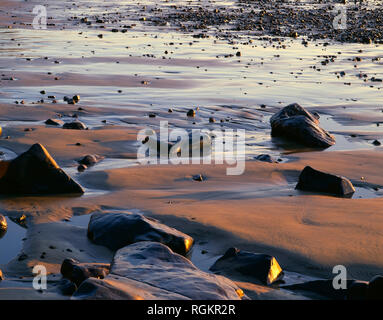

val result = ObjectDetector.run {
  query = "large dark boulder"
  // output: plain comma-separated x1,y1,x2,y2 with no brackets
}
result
87,211,194,256
209,247,284,285
0,144,84,195
73,242,246,300
296,166,355,197
270,103,335,148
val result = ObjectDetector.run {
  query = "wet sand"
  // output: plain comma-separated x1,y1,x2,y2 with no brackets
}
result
0,0,383,300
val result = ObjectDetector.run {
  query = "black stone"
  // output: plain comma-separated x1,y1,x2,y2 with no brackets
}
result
0,144,84,195
209,247,284,285
63,121,87,130
296,166,355,197
270,103,335,148
87,211,194,255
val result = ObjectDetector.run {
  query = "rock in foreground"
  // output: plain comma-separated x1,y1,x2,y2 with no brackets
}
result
74,242,246,300
210,247,284,285
60,258,109,287
270,103,335,148
0,144,84,195
296,166,355,197
87,211,194,255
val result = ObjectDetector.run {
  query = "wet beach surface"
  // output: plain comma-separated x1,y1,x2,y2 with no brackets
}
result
0,0,383,300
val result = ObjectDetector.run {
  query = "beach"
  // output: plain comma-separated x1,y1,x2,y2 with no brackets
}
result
0,0,383,300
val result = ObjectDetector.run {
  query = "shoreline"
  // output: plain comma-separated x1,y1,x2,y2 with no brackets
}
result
0,0,383,300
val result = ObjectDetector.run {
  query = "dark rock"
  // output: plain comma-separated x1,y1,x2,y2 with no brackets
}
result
87,211,194,255
45,118,64,126
77,164,87,172
347,281,369,300
0,269,3,281
368,275,383,300
72,95,80,103
270,103,335,148
58,279,77,296
192,174,205,181
74,242,246,300
0,144,84,195
296,166,355,197
78,155,103,166
209,247,284,285
373,140,381,146
187,109,196,117
63,121,87,130
255,154,277,163
281,279,357,300
60,258,78,278
0,214,7,231
60,258,109,287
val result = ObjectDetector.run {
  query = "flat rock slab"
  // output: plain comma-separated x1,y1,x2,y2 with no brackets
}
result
270,103,335,148
0,144,84,195
296,166,355,197
209,247,284,285
74,242,246,300
87,211,194,255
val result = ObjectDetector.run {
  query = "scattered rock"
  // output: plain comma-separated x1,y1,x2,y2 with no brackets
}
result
72,95,80,103
87,211,194,255
192,174,205,181
77,164,87,172
60,258,109,287
187,109,196,117
74,242,246,300
63,121,87,130
255,154,277,163
209,247,284,285
45,119,64,126
0,143,84,195
296,166,355,197
78,155,103,167
270,103,335,148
